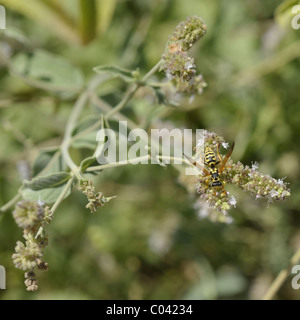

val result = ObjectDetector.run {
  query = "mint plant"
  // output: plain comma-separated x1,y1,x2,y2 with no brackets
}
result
0,16,291,291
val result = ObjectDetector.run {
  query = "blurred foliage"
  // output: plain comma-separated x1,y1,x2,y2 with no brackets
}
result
0,0,300,300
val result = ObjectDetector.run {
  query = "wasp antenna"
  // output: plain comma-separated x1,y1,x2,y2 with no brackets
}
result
183,153,194,165
184,153,210,175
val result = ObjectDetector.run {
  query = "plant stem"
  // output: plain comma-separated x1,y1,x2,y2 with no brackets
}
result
262,248,300,300
51,177,75,214
105,60,162,120
86,154,186,172
104,83,140,120
61,75,106,179
90,93,140,129
142,59,163,81
86,155,150,172
61,90,90,179
0,193,22,214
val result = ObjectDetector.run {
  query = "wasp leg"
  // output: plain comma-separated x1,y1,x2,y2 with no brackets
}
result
219,142,235,174
221,185,227,196
212,186,227,197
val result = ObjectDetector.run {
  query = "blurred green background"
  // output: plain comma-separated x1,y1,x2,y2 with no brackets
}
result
0,0,300,300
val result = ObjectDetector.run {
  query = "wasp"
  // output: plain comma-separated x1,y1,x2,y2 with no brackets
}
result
184,142,235,194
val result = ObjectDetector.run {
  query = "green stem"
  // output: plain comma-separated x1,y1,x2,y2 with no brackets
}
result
142,60,163,81
61,75,108,179
86,155,186,173
90,93,140,129
105,60,162,120
51,177,74,214
61,90,90,179
0,193,22,214
104,83,140,120
86,155,150,172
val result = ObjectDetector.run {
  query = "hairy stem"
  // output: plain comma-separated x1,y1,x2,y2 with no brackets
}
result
61,75,106,179
86,155,187,172
0,193,22,214
51,177,75,214
61,91,90,179
105,60,162,120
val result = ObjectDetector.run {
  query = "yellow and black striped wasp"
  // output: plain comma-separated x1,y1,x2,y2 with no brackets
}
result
184,142,235,195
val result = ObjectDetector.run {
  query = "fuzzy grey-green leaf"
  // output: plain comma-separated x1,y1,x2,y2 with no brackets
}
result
24,172,71,191
10,49,84,96
93,65,136,83
21,184,72,204
32,148,64,176
80,156,100,172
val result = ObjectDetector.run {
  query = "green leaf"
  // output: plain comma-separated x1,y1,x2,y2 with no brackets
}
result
10,49,84,95
71,114,105,150
93,65,137,83
0,0,80,45
80,156,100,172
72,131,98,150
72,115,101,136
21,184,72,204
24,172,71,191
32,148,64,176
0,28,30,47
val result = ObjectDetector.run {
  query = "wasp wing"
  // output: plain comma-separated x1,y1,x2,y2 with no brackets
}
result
218,141,235,174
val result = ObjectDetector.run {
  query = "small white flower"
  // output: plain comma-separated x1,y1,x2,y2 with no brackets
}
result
228,196,237,207
277,178,285,186
185,61,195,71
251,161,259,170
222,142,229,149
37,200,45,207
269,189,278,198
196,138,204,148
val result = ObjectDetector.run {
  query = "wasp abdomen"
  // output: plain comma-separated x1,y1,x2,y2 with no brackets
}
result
211,181,222,187
209,167,222,187
204,147,218,167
